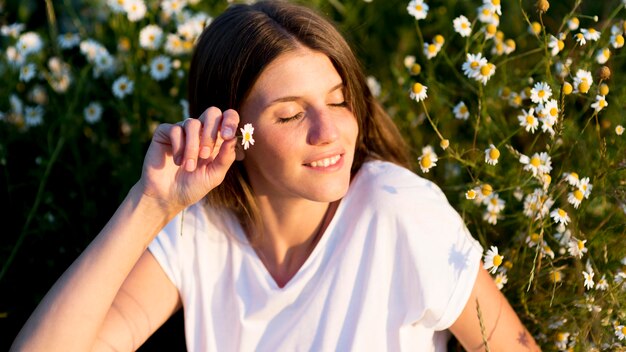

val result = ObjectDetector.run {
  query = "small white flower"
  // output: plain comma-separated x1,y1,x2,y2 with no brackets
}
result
139,25,164,50
567,17,580,31
590,95,608,112
409,82,428,102
462,53,487,79
567,189,585,209
530,81,552,104
240,123,255,150
567,238,587,258
486,193,505,213
418,145,438,173
582,268,594,290
517,108,538,133
573,69,593,94
581,28,601,41
19,63,36,82
24,105,44,127
453,15,472,37
161,0,187,17
550,208,570,225
423,42,441,59
611,34,625,49
112,75,134,99
124,0,147,22
595,275,608,290
407,0,429,20
84,102,103,124
574,32,586,46
475,62,496,85
494,272,508,290
547,35,565,56
107,0,126,13
616,325,626,340
1,23,25,38
150,55,172,81
58,33,80,49
595,47,611,64
16,32,43,57
519,152,552,177
484,144,500,165
616,125,624,135
483,246,503,274
453,101,470,120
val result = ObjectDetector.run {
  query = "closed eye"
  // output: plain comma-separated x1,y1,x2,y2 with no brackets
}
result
277,112,304,124
329,101,348,108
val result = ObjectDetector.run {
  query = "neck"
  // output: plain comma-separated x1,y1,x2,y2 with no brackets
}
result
250,196,338,287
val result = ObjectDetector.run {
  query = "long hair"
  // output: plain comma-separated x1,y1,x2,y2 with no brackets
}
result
187,0,410,240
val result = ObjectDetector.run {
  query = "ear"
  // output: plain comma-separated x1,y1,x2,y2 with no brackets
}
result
235,143,245,161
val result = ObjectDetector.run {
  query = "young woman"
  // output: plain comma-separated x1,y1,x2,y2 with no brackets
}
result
12,1,540,351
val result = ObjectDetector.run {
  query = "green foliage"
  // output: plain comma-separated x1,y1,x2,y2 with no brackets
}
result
1,0,625,350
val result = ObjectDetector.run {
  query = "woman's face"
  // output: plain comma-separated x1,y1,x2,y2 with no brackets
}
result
239,47,359,204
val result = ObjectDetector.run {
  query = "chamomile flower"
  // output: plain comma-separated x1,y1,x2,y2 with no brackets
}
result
595,48,611,64
477,5,497,25
453,101,470,120
519,152,552,177
582,268,595,290
107,0,126,13
596,275,608,290
567,189,585,209
139,25,164,50
453,15,472,37
573,69,593,94
518,108,538,133
568,238,587,258
574,32,586,46
24,106,44,127
19,63,36,82
567,17,580,30
124,0,146,22
462,53,487,79
1,23,25,38
616,325,626,340
161,0,187,17
58,33,80,49
562,172,580,187
418,145,438,173
150,55,172,81
581,28,601,42
83,102,103,124
407,0,429,20
530,82,552,104
550,270,563,283
16,32,43,57
475,62,496,85
590,95,608,112
465,189,477,200
112,75,134,99
548,35,565,56
528,22,541,36
439,139,449,150
611,33,625,48
240,123,255,150
494,272,508,290
550,208,570,225
578,177,592,198
409,82,428,102
483,0,502,16
616,125,624,135
541,242,555,259
555,332,570,351
525,232,541,248
423,42,440,59
486,193,505,213
483,209,501,225
484,144,500,165
483,246,503,274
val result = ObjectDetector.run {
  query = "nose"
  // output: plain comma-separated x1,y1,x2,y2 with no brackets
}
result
306,107,339,145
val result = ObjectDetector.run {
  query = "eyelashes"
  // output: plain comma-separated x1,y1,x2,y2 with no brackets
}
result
277,101,348,124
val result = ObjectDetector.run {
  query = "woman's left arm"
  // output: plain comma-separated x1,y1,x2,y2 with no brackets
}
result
449,264,541,351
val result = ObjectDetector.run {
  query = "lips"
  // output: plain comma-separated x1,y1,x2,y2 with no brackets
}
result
305,154,342,168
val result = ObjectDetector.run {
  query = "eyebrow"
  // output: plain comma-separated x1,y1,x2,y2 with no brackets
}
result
267,82,344,105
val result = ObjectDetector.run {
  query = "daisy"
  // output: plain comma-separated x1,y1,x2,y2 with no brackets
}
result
528,22,541,36
574,32,586,46
567,17,580,30
483,0,502,16
477,5,496,25
530,81,552,104
494,272,508,290
240,123,255,150
578,177,592,198
616,325,626,340
581,28,601,42
418,145,437,173
567,238,587,258
503,38,516,54
517,108,538,133
550,208,570,225
24,105,44,127
483,209,500,225
407,0,429,20
484,144,500,165
150,55,172,81
540,98,559,121
409,82,428,102
519,152,552,177
595,48,610,64
523,188,554,220
541,242,555,259
486,193,505,213
1,23,25,38
19,63,36,82
84,102,103,124
139,25,164,50
562,82,573,95
596,275,608,290
525,232,541,248
547,35,565,56
124,0,146,22
550,270,563,283
483,24,498,40
567,189,585,208
475,62,496,85
164,34,185,55
112,76,134,99
582,268,594,290
562,172,580,187
590,95,608,112
616,125,624,135
555,332,570,351
462,53,487,79
439,139,449,150
423,42,440,59
161,0,187,17
573,69,593,94
58,33,80,49
611,34,624,48
465,189,477,200
107,0,126,13
453,101,470,120
16,32,43,57
453,15,472,37
483,246,503,274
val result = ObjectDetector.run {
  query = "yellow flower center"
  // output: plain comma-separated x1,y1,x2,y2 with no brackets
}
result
461,22,469,29
481,184,493,196
482,9,491,16
504,260,513,269
486,24,497,35
578,81,590,93
480,64,492,76
589,28,597,34
563,82,573,95
550,107,558,116
622,326,626,334
616,35,625,45
459,106,468,114
415,4,423,11
120,83,127,90
244,132,251,141
530,233,540,242
531,22,541,34
493,254,503,267
543,174,551,185
571,17,579,26
530,156,541,167
551,271,562,282
489,148,500,160
603,48,610,57
599,99,607,108
434,35,444,45
420,154,432,168
412,83,423,94
600,84,609,96
558,40,565,50
557,208,566,217
470,61,479,69
574,190,584,201
526,115,536,124
577,240,585,250
576,33,584,40
492,0,500,5
466,189,476,199
157,63,164,70
490,197,498,205
428,44,437,53
557,332,567,341
411,63,422,75
538,90,545,98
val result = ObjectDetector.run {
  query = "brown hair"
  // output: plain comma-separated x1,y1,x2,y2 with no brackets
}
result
188,0,410,239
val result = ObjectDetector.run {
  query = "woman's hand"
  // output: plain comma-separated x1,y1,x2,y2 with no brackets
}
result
138,107,239,213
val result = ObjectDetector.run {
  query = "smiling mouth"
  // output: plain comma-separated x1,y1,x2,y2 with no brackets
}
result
306,154,342,168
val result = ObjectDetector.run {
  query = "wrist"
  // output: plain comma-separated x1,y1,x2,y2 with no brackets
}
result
127,183,185,224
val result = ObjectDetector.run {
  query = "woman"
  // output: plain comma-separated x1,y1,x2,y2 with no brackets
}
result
12,1,539,351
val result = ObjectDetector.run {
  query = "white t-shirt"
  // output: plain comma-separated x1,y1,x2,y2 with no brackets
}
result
149,160,483,351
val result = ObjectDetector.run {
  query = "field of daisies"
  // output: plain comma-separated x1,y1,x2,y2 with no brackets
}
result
1,0,626,350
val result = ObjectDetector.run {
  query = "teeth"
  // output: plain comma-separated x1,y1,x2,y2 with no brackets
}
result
309,155,341,168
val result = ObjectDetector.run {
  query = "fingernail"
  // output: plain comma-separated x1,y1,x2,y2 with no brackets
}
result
185,159,196,172
200,146,212,159
221,126,234,139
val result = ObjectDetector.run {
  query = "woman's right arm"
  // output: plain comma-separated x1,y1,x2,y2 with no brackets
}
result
11,107,240,351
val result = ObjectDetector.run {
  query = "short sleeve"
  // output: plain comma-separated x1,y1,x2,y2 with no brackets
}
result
147,210,186,288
